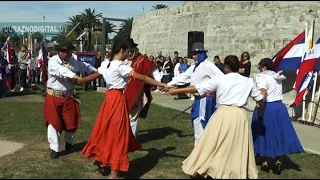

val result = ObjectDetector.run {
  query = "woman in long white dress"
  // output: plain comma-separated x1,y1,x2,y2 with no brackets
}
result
169,55,265,179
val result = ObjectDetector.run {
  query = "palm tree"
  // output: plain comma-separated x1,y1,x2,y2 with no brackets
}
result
80,8,103,51
151,4,168,10
67,15,86,37
114,17,134,41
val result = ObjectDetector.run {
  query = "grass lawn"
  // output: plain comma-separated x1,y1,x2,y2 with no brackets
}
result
0,89,320,179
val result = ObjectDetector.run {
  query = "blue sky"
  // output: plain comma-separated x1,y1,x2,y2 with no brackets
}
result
0,1,183,38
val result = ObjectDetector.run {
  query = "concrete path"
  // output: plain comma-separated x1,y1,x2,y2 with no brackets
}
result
0,140,24,158
150,91,320,156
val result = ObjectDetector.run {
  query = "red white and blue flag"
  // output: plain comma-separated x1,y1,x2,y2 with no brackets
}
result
292,37,320,107
272,31,306,71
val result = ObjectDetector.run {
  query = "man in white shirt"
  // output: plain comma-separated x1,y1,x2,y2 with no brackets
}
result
167,42,224,145
43,40,97,159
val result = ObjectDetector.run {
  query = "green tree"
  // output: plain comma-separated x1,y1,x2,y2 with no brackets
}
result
67,14,85,37
114,17,134,41
80,8,103,51
31,32,44,43
151,4,168,10
0,27,19,44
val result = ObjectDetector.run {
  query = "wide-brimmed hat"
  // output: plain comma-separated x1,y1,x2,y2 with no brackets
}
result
58,40,75,51
128,38,138,48
192,42,208,52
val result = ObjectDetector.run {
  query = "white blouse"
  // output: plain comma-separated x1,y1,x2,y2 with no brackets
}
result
98,60,133,89
167,59,224,87
195,73,264,107
255,70,285,102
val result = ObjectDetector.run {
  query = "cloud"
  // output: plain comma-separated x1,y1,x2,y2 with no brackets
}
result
0,1,183,38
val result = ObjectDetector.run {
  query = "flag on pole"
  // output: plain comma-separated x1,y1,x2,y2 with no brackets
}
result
294,24,315,91
292,37,320,107
1,37,13,88
38,39,48,84
272,31,306,71
27,35,33,86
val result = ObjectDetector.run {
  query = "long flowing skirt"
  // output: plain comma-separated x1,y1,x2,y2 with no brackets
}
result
182,105,258,179
81,89,142,172
251,101,304,158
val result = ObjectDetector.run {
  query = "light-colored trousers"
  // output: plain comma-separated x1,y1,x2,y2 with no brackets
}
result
129,97,144,137
193,117,205,146
47,124,75,152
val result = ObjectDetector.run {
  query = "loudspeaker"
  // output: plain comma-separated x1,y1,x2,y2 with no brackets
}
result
187,31,204,58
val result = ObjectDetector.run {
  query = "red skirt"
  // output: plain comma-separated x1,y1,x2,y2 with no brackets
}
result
81,89,142,172
43,94,80,133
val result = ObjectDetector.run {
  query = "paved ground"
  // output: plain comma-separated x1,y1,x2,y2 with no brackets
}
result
0,140,24,158
150,91,320,156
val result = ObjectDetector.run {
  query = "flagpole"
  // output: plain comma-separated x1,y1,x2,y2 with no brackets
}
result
307,20,316,124
302,21,308,123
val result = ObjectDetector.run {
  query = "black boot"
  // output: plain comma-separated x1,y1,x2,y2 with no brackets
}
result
65,143,73,153
50,150,59,159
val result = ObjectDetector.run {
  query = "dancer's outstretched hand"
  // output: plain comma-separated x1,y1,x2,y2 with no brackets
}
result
163,85,176,94
168,88,180,95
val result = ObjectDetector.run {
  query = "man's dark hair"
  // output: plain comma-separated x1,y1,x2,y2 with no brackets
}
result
214,55,220,60
224,55,240,72
258,58,275,71
174,51,178,54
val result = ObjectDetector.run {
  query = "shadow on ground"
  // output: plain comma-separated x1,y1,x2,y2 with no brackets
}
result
126,147,186,179
137,127,192,144
59,141,88,157
256,154,302,173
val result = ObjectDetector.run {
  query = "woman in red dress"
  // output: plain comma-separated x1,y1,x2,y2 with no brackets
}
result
78,38,172,179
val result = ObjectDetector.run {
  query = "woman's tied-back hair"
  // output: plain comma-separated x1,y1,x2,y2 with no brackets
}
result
107,38,131,68
241,51,250,61
258,58,275,71
224,55,240,72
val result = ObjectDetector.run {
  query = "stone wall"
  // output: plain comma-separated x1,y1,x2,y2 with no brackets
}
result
131,1,320,121
131,1,320,74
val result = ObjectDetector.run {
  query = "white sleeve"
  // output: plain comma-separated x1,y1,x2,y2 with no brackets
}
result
174,63,180,77
97,61,109,75
119,63,133,77
48,59,75,79
167,65,194,86
250,83,264,101
195,79,218,96
207,61,225,77
256,76,268,90
151,68,162,82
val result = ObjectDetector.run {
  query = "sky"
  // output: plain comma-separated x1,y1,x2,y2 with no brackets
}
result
0,1,183,39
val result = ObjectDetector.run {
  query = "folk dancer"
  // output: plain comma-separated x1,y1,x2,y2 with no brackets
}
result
79,38,173,179
124,38,161,137
251,58,304,174
167,42,224,145
43,40,97,159
169,55,265,179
